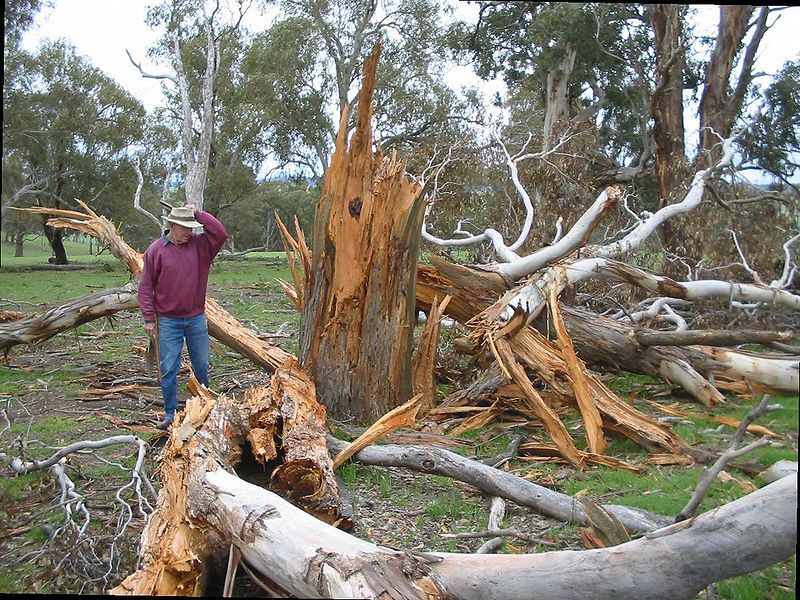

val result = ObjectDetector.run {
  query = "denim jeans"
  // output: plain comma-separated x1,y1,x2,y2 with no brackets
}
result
157,313,209,417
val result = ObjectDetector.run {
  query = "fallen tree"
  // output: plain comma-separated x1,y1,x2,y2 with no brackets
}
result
206,467,796,600
103,367,795,598
3,39,797,598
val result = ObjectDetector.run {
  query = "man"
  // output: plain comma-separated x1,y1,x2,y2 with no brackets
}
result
138,204,228,430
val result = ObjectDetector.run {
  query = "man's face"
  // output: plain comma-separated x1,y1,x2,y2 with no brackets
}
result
169,223,192,245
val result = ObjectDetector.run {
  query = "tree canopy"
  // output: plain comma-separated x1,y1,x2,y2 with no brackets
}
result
3,1,798,261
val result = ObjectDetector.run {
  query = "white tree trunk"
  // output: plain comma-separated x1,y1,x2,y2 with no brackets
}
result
205,468,796,600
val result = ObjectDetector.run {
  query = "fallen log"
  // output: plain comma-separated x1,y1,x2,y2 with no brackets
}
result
418,260,798,400
327,436,668,533
558,305,799,397
632,328,796,347
0,282,139,353
205,461,796,599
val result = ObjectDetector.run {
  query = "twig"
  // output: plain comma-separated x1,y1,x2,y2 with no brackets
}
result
477,435,523,553
675,395,779,522
443,528,558,548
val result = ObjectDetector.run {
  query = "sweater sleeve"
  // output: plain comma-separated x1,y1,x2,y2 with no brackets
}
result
195,210,229,258
138,248,157,323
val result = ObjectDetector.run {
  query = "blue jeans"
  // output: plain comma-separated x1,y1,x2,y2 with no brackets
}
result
157,313,209,417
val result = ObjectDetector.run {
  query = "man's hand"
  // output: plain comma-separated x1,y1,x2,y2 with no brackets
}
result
185,203,196,215
144,322,156,338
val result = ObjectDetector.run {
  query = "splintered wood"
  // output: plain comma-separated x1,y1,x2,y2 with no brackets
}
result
411,294,452,419
258,360,350,527
419,259,688,463
549,277,606,455
288,41,427,423
112,372,352,595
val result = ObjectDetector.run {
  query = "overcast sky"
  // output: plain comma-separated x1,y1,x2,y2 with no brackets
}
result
21,2,800,110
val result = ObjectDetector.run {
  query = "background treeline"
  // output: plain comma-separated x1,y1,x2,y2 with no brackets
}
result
3,1,798,274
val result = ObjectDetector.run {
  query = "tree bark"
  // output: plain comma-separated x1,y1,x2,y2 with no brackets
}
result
632,329,796,347
698,5,757,157
542,42,577,150
298,42,426,423
14,231,24,257
201,460,797,600
649,4,688,208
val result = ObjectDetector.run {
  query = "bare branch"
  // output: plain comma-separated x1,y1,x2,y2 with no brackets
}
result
132,157,163,230
125,49,177,83
771,232,800,289
676,395,780,522
727,228,766,285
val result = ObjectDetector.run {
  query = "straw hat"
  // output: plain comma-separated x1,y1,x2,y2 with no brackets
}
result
164,206,202,229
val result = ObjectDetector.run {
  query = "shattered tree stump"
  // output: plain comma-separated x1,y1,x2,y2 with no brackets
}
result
293,42,427,423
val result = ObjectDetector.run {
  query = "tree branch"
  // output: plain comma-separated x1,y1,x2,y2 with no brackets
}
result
675,395,780,522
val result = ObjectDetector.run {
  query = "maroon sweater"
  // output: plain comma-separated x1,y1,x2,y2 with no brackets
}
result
138,210,228,323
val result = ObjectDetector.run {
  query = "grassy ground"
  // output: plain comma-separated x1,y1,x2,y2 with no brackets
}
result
0,251,796,597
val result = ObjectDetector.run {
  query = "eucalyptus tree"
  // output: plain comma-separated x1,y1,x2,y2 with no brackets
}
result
2,40,145,262
3,0,49,51
739,58,800,190
130,0,251,213
446,2,797,276
244,0,472,181
128,0,277,256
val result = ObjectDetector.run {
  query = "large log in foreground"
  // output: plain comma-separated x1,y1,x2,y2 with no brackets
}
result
111,367,350,595
205,466,796,599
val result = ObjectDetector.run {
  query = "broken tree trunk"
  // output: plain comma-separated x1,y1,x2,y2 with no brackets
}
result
112,366,350,595
296,43,426,423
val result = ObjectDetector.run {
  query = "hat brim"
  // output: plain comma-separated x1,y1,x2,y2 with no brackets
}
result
164,217,203,228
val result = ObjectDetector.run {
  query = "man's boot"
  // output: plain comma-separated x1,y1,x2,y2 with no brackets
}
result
154,413,174,430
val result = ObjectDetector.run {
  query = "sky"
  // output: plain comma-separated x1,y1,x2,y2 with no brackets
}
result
19,2,800,127
20,2,800,112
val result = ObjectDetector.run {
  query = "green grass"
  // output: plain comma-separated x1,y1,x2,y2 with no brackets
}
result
0,563,40,594
716,561,796,600
605,372,661,396
9,414,92,446
1,237,118,267
0,262,130,304
426,489,476,520
0,471,47,504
